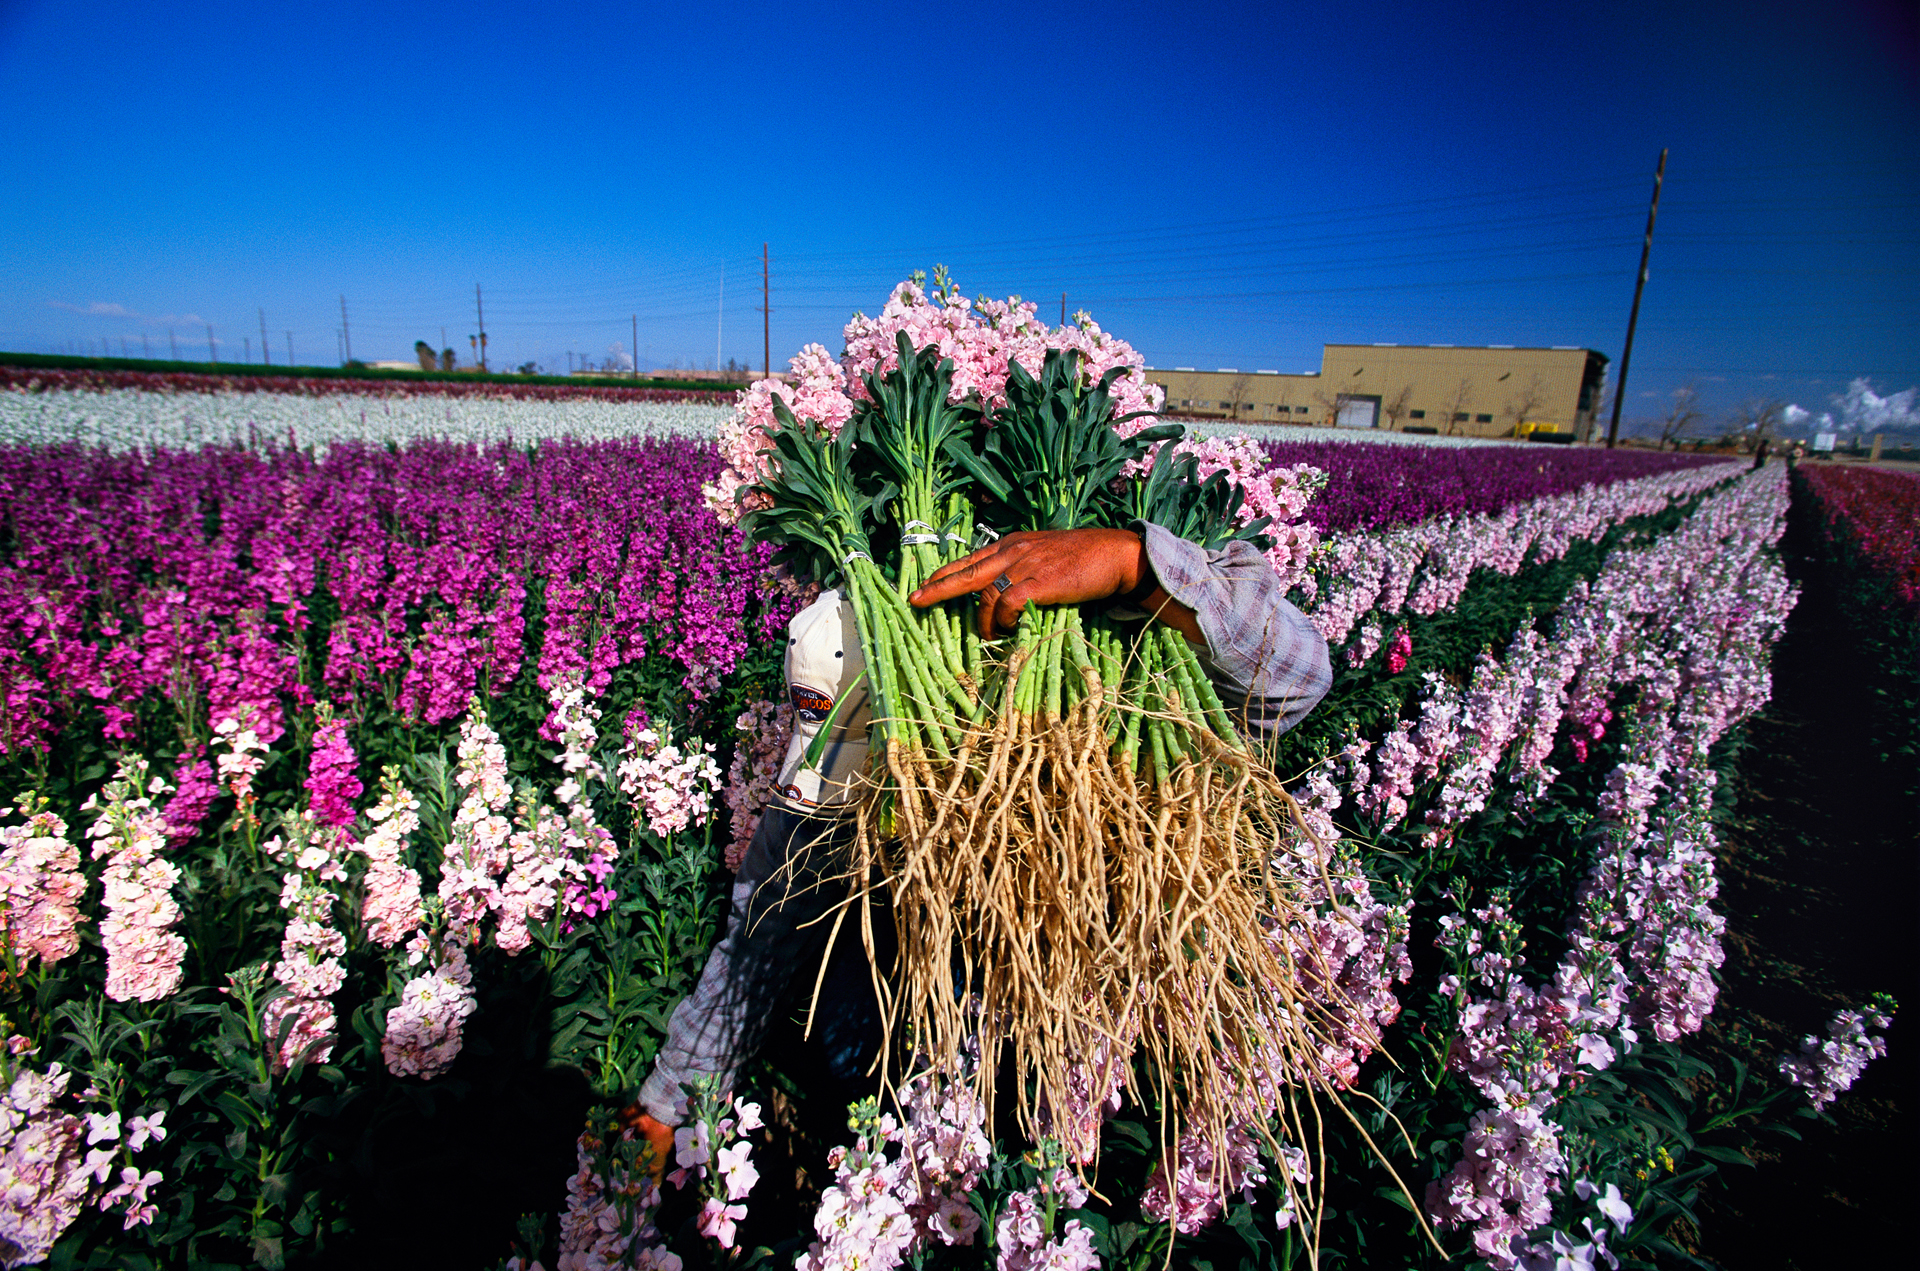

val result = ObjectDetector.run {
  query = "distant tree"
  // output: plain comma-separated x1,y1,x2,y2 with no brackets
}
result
441,348,456,372
1225,373,1254,420
1502,374,1549,437
1439,378,1475,436
414,340,436,372
516,361,541,376
1310,387,1349,428
1730,398,1785,452
1658,383,1705,449
1381,384,1414,432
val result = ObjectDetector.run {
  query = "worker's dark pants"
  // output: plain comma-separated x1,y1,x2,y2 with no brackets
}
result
637,805,890,1120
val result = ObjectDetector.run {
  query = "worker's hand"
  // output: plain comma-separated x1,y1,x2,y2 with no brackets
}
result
617,1105,678,1184
911,528,1169,640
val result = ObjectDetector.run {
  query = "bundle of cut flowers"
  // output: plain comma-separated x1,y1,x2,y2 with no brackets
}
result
711,272,1396,1237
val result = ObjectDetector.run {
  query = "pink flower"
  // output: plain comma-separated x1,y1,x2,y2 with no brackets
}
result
1385,625,1413,674
125,1111,166,1152
0,795,86,968
0,1060,95,1262
617,720,723,839
304,713,363,829
697,1197,746,1249
722,700,793,871
380,945,478,1079
1779,1001,1894,1110
717,1139,758,1201
83,757,187,1004
357,769,426,947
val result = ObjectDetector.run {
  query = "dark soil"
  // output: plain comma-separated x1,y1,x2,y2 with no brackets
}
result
1685,482,1916,1268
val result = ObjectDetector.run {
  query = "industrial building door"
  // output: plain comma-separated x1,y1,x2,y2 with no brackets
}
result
1336,395,1380,429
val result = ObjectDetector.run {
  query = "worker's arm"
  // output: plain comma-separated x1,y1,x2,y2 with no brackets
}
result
909,527,1204,644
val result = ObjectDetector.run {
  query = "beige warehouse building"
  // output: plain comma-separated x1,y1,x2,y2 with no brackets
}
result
1147,344,1609,440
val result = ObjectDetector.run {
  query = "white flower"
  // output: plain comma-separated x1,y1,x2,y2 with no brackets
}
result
86,1110,121,1145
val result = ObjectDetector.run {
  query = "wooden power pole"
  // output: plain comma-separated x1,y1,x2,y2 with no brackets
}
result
1606,148,1668,450
259,309,270,365
761,243,771,379
339,296,352,364
474,285,488,372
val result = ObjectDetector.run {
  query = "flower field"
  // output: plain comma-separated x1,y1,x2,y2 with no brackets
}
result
0,319,1897,1271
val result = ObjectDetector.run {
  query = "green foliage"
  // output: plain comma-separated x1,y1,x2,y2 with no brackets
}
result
743,399,886,589
950,348,1177,533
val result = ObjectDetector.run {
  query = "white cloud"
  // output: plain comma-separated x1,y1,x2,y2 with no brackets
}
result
1831,378,1920,433
50,300,136,318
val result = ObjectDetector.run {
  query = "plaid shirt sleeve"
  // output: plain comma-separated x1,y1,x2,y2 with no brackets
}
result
1136,521,1332,738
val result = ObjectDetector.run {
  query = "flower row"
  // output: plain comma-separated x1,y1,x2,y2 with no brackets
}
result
1306,459,1741,644
1795,463,1920,611
1261,437,1722,534
0,382,729,451
0,365,734,405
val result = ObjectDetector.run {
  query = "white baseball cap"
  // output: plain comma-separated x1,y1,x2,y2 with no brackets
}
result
773,589,871,811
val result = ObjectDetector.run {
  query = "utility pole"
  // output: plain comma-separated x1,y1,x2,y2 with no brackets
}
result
260,309,270,365
1061,292,1066,326
441,326,448,365
244,337,251,364
1606,148,1667,450
716,263,724,373
170,328,178,361
339,296,352,364
207,323,217,364
761,243,771,379
286,331,294,367
633,313,639,379
474,284,488,372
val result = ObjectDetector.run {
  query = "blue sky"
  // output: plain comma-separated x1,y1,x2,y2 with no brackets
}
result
1,0,1914,428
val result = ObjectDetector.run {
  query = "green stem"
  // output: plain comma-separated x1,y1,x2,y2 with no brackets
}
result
1043,608,1065,724
858,561,981,723
1162,626,1240,747
1156,627,1216,743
